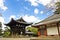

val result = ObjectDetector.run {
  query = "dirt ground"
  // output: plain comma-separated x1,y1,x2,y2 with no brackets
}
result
0,36,60,40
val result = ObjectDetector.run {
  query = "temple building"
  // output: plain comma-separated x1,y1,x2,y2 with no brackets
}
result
5,17,32,35
32,14,60,36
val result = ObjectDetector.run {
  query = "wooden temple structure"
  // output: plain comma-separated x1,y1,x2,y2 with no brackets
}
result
5,17,32,35
32,14,60,36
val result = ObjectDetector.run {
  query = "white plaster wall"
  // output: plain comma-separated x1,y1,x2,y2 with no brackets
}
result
59,26,60,33
47,27,58,35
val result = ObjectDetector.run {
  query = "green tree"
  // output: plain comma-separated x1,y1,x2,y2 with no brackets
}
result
0,22,1,27
56,2,60,7
27,27,38,35
0,22,2,36
3,26,10,37
54,2,60,14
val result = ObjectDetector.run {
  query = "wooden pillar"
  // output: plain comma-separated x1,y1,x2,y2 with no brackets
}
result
38,26,41,37
57,23,59,36
16,33,18,37
44,25,47,36
12,31,13,37
38,28,40,36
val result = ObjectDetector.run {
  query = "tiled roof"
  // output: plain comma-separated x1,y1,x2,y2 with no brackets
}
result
33,14,60,26
5,17,32,26
16,17,27,23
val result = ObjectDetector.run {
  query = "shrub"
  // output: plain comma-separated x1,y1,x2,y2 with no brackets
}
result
27,27,38,35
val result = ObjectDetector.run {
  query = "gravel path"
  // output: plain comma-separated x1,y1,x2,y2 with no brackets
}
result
0,37,60,40
0,36,60,40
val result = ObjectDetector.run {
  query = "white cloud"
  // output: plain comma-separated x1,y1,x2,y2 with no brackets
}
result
0,17,6,30
25,0,39,6
10,14,43,23
10,14,40,23
10,14,41,23
34,8,39,14
22,15,40,23
37,0,52,6
25,0,60,15
0,17,4,23
24,6,30,11
26,0,59,7
40,11,44,14
0,0,8,11
26,0,52,6
10,15,16,20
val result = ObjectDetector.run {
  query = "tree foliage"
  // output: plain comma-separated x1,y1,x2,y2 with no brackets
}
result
3,31,10,37
0,22,2,36
0,22,2,27
54,2,60,14
27,27,38,35
3,26,10,37
56,2,60,7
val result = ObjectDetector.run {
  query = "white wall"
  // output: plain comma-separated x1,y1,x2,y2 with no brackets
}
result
47,27,58,35
59,23,60,34
59,26,60,33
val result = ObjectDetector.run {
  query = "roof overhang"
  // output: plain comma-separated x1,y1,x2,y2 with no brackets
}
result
33,18,60,26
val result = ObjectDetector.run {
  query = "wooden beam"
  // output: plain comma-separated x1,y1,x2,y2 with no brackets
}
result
57,23,59,36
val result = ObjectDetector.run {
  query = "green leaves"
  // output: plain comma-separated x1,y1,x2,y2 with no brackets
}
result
3,26,10,37
27,27,38,34
54,2,60,14
3,31,10,37
0,22,2,27
54,7,60,14
56,2,60,7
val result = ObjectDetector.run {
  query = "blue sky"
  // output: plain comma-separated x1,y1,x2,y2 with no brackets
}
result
0,0,59,23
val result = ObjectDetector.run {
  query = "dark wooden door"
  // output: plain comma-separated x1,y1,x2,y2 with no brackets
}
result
40,26,47,36
40,28,45,35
